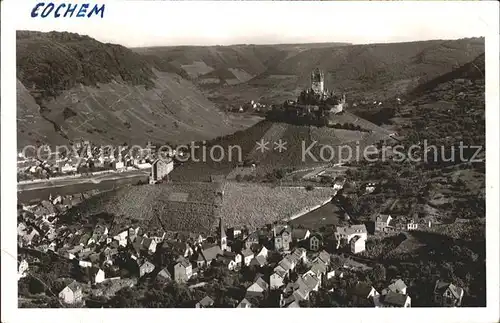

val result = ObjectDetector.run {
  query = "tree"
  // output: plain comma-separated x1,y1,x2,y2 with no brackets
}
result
143,287,175,307
371,264,387,282
109,287,142,308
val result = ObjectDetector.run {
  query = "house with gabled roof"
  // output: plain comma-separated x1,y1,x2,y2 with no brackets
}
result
240,248,254,266
174,257,192,283
166,241,193,259
278,257,294,273
195,253,205,269
156,267,172,282
291,228,310,242
189,233,204,246
382,279,407,295
237,298,252,308
374,214,393,232
195,295,214,308
271,266,287,290
113,229,129,247
246,277,269,298
200,244,222,267
434,280,464,307
374,291,411,307
222,250,241,266
256,245,268,259
292,247,308,263
139,261,155,277
292,285,310,301
58,280,83,305
22,227,41,246
217,254,237,271
100,247,118,265
142,238,157,254
302,274,320,292
335,224,368,244
350,282,379,299
286,252,300,264
273,225,291,252
316,250,331,266
306,262,327,281
244,232,259,249
87,267,105,284
309,233,323,251
350,236,366,254
249,255,267,268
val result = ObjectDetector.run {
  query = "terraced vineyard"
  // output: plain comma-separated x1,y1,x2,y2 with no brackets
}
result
219,182,337,229
169,120,274,182
65,182,224,234
246,123,289,162
252,124,322,176
66,181,336,233
311,127,366,146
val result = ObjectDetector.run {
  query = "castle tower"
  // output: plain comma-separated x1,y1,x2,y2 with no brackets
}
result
311,68,324,94
219,217,227,251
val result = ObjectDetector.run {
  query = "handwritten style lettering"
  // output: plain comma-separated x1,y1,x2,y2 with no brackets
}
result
31,2,105,18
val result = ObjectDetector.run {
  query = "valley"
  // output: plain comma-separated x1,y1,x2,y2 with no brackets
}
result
15,30,487,309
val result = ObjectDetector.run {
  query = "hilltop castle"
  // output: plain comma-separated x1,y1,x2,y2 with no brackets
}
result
267,68,346,126
311,68,325,94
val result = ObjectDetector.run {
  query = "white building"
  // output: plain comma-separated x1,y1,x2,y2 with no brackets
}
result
18,259,29,281
58,281,83,305
350,236,366,254
407,220,418,231
335,224,368,244
61,163,77,173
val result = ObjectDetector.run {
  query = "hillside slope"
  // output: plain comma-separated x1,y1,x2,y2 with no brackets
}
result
397,53,485,148
134,42,351,88
206,38,484,105
16,31,254,148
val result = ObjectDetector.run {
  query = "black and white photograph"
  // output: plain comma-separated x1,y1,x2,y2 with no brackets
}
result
1,0,499,322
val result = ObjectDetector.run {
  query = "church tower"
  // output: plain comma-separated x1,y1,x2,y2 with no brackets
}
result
219,217,227,251
311,68,325,94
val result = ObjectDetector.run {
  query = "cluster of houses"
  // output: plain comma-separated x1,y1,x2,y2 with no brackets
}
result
17,140,176,181
227,100,268,114
372,213,433,233
343,278,464,308
349,97,404,109
17,202,462,308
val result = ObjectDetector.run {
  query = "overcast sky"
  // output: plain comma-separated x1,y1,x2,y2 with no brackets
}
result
15,1,490,48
